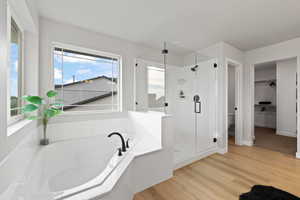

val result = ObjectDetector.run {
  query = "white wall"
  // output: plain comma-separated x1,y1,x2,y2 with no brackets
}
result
39,18,183,114
0,0,40,162
276,58,297,137
0,0,40,195
255,67,276,82
0,0,9,161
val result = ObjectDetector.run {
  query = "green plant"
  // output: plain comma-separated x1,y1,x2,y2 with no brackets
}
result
22,90,63,145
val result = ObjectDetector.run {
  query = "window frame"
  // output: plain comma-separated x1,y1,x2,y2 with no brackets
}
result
7,4,25,126
51,42,122,114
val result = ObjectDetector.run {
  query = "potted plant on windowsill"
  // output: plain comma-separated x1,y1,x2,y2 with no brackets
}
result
22,90,63,145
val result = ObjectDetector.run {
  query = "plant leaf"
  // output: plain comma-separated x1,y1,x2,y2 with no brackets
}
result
51,103,64,107
26,116,40,120
22,95,29,100
23,96,43,105
47,90,58,98
44,109,56,118
22,104,39,113
54,109,62,116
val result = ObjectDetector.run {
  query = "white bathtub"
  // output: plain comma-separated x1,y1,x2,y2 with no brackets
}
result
19,134,135,200
2,112,173,200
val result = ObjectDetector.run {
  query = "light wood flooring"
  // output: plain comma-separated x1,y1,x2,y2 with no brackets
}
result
134,139,300,200
254,127,297,155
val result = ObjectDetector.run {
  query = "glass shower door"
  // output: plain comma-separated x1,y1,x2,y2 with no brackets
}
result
172,58,218,167
172,65,197,165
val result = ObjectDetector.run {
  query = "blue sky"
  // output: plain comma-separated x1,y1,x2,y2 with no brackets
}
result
53,51,119,85
10,43,19,97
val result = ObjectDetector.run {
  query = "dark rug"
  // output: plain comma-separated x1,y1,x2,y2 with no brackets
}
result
240,185,300,200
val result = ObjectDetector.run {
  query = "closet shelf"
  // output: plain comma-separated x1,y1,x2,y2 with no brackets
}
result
255,104,276,107
255,79,276,83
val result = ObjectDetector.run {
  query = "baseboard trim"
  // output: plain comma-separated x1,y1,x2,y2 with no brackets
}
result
276,130,297,138
174,147,218,170
242,140,253,146
217,148,227,154
296,152,300,159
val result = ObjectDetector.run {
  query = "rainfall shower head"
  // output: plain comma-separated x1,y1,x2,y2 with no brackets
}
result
191,65,199,72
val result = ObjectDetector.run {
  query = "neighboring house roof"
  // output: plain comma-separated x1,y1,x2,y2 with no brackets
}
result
63,91,117,110
55,75,117,89
55,76,118,110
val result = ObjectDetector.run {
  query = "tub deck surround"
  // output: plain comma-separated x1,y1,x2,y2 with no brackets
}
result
0,112,173,200
134,133,162,157
14,129,163,200
0,125,41,200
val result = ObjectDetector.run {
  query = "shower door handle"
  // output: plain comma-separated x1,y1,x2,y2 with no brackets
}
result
194,101,201,113
193,95,201,114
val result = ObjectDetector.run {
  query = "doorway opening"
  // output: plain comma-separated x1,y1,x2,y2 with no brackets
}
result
226,59,243,149
227,64,236,144
253,58,297,155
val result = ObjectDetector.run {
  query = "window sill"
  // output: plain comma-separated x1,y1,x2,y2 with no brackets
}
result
7,120,32,137
60,110,122,116
50,110,125,124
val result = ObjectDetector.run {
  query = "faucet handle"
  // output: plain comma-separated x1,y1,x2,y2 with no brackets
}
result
118,148,122,156
126,139,130,148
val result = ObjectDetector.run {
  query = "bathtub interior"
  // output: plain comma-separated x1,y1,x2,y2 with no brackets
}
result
22,136,115,194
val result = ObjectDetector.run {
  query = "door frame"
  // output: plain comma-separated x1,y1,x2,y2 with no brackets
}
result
225,58,243,150
250,56,300,158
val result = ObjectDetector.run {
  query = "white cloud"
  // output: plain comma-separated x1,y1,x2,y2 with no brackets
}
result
65,79,75,84
77,68,91,75
63,56,98,65
54,68,62,79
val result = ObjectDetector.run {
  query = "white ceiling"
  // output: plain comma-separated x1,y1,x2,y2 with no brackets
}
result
37,0,300,54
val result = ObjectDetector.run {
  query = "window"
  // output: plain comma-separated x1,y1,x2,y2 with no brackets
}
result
8,16,23,123
147,66,165,110
53,45,121,112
